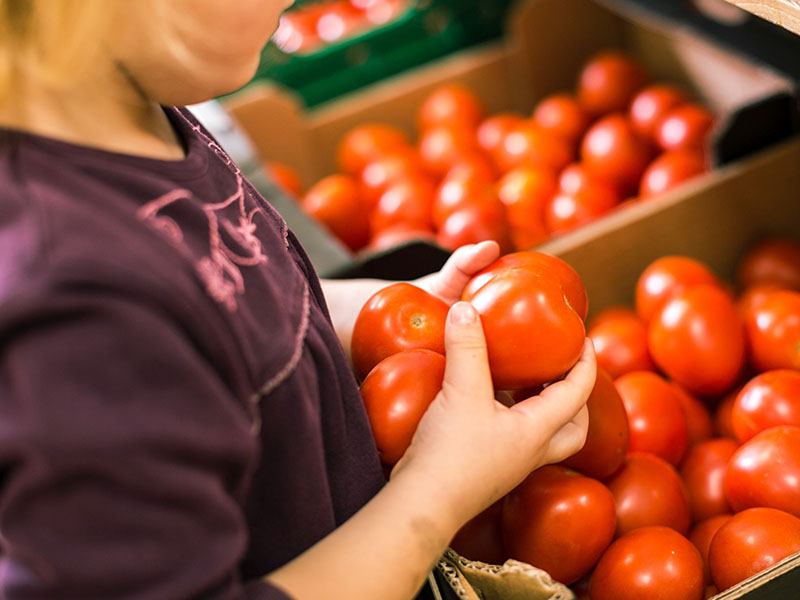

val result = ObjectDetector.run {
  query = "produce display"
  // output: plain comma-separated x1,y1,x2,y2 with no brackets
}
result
291,51,715,255
352,237,800,598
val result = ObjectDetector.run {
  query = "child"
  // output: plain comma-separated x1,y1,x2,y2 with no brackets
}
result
0,2,595,598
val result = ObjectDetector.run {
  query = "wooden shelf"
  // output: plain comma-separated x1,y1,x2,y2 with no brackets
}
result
721,0,800,36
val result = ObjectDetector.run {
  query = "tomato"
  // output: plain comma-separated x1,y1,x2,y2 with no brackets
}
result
337,123,409,175
743,290,800,371
496,122,573,174
502,465,616,584
272,12,319,54
360,349,445,467
267,161,304,198
679,438,736,523
476,113,524,171
315,1,366,43
359,149,426,208
366,223,436,253
629,84,688,142
689,514,733,584
450,500,507,565
463,250,588,321
364,0,407,25
590,526,704,600
544,185,619,235
605,452,691,537
635,256,720,322
708,507,800,592
577,51,648,117
302,174,370,251
737,238,800,291
655,104,714,152
432,159,496,228
588,307,655,379
417,124,478,178
369,176,435,235
737,281,785,318
648,285,745,396
726,425,800,517
417,83,485,132
639,150,706,199
531,94,590,145
732,370,800,442
496,165,556,251
561,368,630,479
351,282,448,380
558,162,620,197
435,203,511,254
463,258,586,389
672,384,713,446
714,388,739,439
581,114,653,194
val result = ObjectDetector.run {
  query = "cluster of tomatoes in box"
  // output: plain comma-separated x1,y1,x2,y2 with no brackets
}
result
270,50,714,256
272,0,410,54
349,237,800,600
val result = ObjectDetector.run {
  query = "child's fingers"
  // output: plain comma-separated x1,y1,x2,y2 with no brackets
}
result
440,302,495,405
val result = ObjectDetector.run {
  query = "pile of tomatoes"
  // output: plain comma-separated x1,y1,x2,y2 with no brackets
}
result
353,237,800,600
282,50,714,256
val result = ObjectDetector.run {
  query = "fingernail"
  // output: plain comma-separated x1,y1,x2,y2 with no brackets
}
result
450,301,476,325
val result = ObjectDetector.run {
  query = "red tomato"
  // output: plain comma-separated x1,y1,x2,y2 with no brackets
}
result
267,161,304,198
590,526,704,600
496,165,557,251
435,203,511,254
656,104,714,152
370,176,435,234
615,371,688,465
544,185,619,235
272,12,320,54
708,507,800,592
302,174,370,251
732,370,800,442
588,307,655,379
689,514,733,584
359,149,426,208
463,251,588,321
417,83,485,132
432,160,496,228
363,0,407,25
351,282,448,380
337,124,409,175
639,150,706,199
726,425,800,517
476,113,524,171
581,114,653,194
561,368,630,479
672,384,713,446
418,124,478,178
558,162,620,197
366,223,436,253
714,388,739,439
315,1,366,42
577,51,648,117
743,290,800,372
450,500,507,565
605,452,691,537
464,260,586,389
531,94,590,145
496,122,573,174
360,349,445,467
648,285,745,396
737,281,785,318
629,84,688,142
737,238,800,291
635,256,720,322
679,438,737,523
502,465,616,584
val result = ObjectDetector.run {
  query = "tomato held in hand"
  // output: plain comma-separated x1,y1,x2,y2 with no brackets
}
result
689,514,733,584
605,452,691,537
531,93,590,145
581,114,653,194
561,368,629,479
635,255,720,322
726,425,800,517
302,174,370,251
629,84,688,142
337,123,409,175
360,349,445,467
590,526,704,600
502,465,616,584
732,369,800,442
577,51,648,117
639,150,706,199
656,104,714,152
417,83,485,133
351,283,448,380
649,284,745,397
588,306,655,378
737,238,800,291
743,290,800,372
615,371,688,465
450,500,507,565
679,438,737,523
708,507,800,592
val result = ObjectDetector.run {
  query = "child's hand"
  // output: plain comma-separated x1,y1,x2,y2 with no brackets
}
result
415,241,500,305
391,301,595,534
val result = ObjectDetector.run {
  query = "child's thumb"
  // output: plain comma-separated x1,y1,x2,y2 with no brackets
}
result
441,302,494,402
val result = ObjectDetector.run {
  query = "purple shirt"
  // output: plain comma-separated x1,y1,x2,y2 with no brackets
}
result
0,108,385,598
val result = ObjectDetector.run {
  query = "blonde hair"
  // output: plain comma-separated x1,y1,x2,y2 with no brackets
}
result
0,0,114,104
